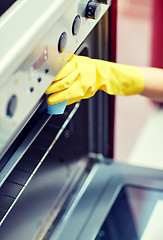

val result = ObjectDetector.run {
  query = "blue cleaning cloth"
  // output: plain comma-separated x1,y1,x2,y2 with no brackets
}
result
46,94,67,115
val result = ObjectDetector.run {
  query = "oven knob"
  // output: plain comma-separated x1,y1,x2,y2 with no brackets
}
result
58,32,67,53
6,95,17,118
85,1,101,20
72,15,81,36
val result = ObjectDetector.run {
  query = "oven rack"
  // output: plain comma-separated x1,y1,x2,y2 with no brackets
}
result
0,102,80,227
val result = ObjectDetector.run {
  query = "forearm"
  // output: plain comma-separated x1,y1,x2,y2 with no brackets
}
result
140,67,163,102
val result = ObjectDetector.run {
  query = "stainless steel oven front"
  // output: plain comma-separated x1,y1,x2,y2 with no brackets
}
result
0,1,114,239
0,0,112,159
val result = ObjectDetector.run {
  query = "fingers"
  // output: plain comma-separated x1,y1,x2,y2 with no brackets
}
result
46,69,79,94
47,77,86,105
47,89,70,105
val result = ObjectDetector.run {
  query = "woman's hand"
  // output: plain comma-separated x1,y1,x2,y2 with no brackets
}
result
46,54,144,105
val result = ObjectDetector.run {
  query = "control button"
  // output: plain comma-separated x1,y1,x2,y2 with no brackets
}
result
85,0,101,20
45,68,49,74
58,32,67,53
30,87,34,92
6,95,17,118
37,77,42,82
72,15,81,36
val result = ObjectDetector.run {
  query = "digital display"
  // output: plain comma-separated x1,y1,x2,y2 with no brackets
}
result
30,48,48,73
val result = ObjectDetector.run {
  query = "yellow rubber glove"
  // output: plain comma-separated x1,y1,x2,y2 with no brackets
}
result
46,54,144,105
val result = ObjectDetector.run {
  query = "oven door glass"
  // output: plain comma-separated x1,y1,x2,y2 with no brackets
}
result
95,185,163,240
50,162,163,240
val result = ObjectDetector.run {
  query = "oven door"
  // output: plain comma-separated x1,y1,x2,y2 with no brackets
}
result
48,160,163,240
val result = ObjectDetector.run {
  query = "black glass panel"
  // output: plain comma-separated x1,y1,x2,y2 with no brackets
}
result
95,186,163,240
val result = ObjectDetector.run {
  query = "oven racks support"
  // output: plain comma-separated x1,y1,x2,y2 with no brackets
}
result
0,102,80,227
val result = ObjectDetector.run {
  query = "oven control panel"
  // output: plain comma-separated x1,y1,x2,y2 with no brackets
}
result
0,0,111,157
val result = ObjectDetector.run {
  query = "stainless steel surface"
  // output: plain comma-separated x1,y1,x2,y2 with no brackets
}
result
0,0,111,158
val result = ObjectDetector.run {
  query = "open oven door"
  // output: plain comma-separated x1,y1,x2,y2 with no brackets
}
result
49,159,163,240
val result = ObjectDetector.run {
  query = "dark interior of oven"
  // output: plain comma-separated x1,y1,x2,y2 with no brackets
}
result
0,10,115,239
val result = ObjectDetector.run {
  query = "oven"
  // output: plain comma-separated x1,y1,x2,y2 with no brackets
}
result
1,1,163,240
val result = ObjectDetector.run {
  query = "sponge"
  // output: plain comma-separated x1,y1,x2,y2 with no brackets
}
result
46,94,67,115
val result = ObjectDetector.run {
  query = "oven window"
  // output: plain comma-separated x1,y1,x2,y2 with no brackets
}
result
95,186,163,240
